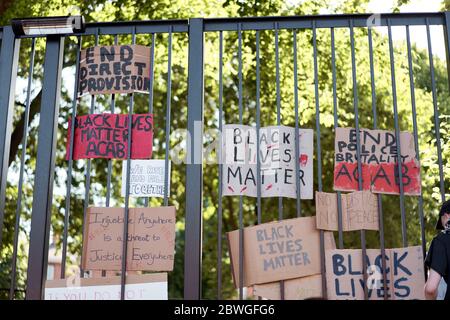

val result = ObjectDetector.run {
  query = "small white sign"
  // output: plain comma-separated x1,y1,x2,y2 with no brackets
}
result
45,274,168,300
121,159,171,197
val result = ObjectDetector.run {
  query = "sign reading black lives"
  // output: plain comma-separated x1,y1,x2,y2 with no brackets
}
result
78,45,151,96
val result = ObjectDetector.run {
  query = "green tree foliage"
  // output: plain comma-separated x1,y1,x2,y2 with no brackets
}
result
0,0,449,300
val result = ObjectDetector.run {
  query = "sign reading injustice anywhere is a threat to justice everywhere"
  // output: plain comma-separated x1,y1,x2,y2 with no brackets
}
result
82,206,175,271
222,125,314,199
325,246,425,300
333,127,421,195
66,113,153,160
78,45,151,96
227,216,335,287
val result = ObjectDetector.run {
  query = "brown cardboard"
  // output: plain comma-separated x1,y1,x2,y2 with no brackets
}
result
333,127,421,195
82,206,176,271
325,246,425,300
78,45,151,96
315,191,379,231
227,216,336,287
253,274,323,300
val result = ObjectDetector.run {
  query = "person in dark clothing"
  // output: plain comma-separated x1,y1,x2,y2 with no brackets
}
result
424,200,450,300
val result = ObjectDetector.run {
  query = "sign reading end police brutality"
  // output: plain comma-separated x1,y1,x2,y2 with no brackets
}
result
78,45,151,96
223,125,313,199
334,127,421,195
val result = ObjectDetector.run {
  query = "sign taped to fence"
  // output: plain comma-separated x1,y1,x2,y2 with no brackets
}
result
66,113,153,160
315,190,379,231
45,273,167,300
78,45,151,96
82,206,175,271
121,160,170,198
325,246,425,300
222,125,313,199
227,216,335,287
333,127,421,195
253,274,323,300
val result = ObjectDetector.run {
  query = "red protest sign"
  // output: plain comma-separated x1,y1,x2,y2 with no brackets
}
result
333,127,421,196
66,113,153,160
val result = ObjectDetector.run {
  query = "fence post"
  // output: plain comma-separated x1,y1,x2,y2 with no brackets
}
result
184,18,204,300
26,35,64,300
0,26,21,247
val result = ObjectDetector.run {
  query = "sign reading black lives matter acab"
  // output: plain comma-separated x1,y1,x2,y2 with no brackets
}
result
78,45,151,96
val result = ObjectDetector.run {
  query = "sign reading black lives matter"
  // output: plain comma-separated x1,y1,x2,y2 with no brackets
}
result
121,160,170,198
222,125,313,199
78,45,151,96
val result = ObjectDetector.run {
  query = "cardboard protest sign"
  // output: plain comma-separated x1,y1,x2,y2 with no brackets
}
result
121,160,170,198
78,45,151,96
45,273,167,300
227,216,335,287
315,190,379,231
66,113,153,160
333,127,421,195
222,125,313,199
325,246,425,300
253,274,323,300
82,206,176,271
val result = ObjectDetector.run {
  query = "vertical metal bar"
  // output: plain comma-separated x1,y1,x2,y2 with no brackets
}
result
61,36,81,279
217,30,224,300
163,27,173,206
79,31,99,276
26,35,65,300
312,21,327,299
0,26,20,247
330,27,344,249
10,38,36,299
184,18,204,300
443,12,450,93
237,22,244,301
120,28,137,301
256,30,262,226
426,19,445,202
368,26,388,300
387,20,408,247
293,29,301,219
255,28,262,302
145,33,155,208
406,25,426,265
349,20,368,300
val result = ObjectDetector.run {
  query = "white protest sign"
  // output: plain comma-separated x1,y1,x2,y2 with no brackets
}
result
121,159,170,197
45,274,167,300
222,125,313,199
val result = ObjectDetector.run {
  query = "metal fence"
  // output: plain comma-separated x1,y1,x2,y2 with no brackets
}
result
0,12,449,300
